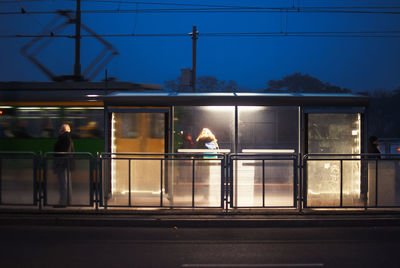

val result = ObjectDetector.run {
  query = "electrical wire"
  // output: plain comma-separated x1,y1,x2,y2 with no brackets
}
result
2,7,400,15
3,0,400,10
2,31,400,38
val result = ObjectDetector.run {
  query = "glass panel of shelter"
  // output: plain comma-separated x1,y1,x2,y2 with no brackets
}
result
108,110,167,207
173,106,234,207
173,106,299,208
235,107,298,208
107,107,367,209
306,113,362,207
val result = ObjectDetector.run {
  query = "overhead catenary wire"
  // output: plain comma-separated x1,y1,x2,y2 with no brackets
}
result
3,0,400,13
60,0,400,10
4,0,400,9
1,2,399,39
2,7,400,15
2,31,400,38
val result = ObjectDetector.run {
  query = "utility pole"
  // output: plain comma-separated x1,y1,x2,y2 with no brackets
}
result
74,0,82,80
190,26,198,92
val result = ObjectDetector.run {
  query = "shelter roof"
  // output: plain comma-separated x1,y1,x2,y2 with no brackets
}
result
103,92,369,107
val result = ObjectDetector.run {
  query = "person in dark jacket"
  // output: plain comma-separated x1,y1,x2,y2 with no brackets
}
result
368,136,381,158
361,136,382,206
53,124,74,206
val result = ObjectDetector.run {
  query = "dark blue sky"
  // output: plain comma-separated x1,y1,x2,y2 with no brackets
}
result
1,0,400,92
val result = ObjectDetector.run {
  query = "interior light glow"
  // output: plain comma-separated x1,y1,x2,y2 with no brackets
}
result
177,149,231,153
238,106,267,112
352,130,358,136
0,106,13,109
64,107,103,110
200,106,235,111
41,107,61,110
17,107,41,110
121,190,161,195
86,94,100,97
242,149,295,153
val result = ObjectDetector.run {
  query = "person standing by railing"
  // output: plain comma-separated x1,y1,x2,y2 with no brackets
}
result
368,136,381,158
52,124,74,207
361,136,382,206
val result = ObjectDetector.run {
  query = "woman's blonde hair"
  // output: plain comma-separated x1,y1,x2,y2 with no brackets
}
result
196,128,217,143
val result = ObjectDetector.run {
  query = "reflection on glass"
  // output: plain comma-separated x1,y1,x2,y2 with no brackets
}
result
235,107,298,207
233,159,294,207
1,159,35,204
238,106,298,153
172,106,232,207
46,158,91,206
110,112,165,206
307,113,361,207
173,106,234,153
375,160,400,206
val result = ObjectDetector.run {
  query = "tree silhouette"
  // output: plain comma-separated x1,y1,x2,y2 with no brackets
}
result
165,71,239,92
265,72,351,93
367,89,400,138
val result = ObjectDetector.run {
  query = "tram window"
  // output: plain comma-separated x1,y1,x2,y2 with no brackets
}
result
62,108,104,139
150,113,165,139
114,113,138,138
0,107,104,139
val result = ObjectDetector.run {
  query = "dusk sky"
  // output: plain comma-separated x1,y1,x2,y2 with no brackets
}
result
1,0,400,92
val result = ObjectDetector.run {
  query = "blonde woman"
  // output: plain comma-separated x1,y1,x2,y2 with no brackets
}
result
196,128,219,150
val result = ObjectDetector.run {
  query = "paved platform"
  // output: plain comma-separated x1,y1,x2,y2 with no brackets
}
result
1,208,400,228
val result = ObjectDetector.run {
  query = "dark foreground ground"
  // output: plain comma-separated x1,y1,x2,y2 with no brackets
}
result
0,223,399,268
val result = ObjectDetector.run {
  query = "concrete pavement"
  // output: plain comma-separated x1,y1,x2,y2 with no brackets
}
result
1,208,400,228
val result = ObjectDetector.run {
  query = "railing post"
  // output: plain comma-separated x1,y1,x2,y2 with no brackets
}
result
340,159,343,208
302,156,307,210
223,154,229,212
192,158,195,208
262,159,265,208
42,153,47,207
160,159,163,207
230,155,234,209
102,154,107,210
0,156,2,205
221,155,224,210
298,154,302,213
128,159,131,207
37,152,42,210
375,158,379,207
95,152,99,212
293,155,298,211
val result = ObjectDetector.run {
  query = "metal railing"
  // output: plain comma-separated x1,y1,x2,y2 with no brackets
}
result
43,152,95,208
0,151,399,212
303,154,400,209
0,151,39,206
229,153,298,209
99,153,226,209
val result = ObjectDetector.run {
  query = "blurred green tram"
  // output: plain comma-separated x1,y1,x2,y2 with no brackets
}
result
0,102,105,154
0,83,169,206
0,82,164,154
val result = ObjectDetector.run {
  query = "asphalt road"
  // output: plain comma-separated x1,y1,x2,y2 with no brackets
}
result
0,225,399,268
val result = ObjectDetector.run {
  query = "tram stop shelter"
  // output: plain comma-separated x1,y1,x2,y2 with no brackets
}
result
99,92,386,210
